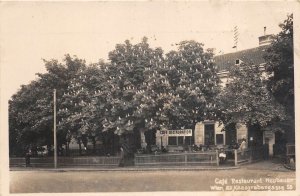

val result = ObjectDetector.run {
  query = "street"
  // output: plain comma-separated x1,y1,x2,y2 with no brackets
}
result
10,162,296,193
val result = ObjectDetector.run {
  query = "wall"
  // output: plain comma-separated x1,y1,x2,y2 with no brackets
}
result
194,121,225,146
194,122,204,145
215,123,225,145
155,131,168,148
152,122,248,148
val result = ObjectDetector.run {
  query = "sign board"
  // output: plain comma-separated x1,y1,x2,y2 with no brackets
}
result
158,129,192,137
264,131,274,139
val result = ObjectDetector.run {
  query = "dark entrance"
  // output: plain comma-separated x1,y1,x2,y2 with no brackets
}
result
273,131,287,156
204,124,215,145
248,124,263,147
225,125,237,145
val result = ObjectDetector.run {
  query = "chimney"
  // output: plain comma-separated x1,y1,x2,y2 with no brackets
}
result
258,26,274,46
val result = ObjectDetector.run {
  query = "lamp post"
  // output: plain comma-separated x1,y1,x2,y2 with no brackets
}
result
53,89,57,168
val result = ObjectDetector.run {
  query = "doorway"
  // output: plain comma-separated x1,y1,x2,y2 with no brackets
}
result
274,131,287,156
204,124,215,145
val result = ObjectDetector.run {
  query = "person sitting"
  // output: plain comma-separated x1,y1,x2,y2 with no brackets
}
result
161,146,167,153
206,144,212,151
219,148,227,164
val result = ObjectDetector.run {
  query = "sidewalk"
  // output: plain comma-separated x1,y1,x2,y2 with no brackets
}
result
10,159,294,172
243,159,294,172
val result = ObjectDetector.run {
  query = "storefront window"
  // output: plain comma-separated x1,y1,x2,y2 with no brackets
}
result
168,137,177,145
185,136,193,145
178,137,184,145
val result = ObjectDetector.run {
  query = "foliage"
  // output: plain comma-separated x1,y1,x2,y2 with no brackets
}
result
9,55,86,155
264,14,293,109
264,14,294,140
161,41,221,129
217,62,285,128
9,38,221,155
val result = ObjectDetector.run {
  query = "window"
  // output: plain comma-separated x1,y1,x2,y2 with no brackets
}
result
178,137,184,145
168,136,189,145
185,136,193,145
168,137,177,145
235,59,243,65
216,134,224,145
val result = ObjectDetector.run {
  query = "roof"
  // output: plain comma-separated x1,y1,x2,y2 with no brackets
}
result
214,45,269,71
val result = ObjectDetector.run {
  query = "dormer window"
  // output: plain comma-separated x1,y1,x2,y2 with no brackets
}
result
235,59,243,65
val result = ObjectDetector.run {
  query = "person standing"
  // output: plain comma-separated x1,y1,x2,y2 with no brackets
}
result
25,149,32,167
119,147,125,167
239,139,246,156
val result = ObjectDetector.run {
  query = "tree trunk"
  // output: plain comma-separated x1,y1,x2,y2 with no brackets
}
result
66,142,69,156
92,137,96,154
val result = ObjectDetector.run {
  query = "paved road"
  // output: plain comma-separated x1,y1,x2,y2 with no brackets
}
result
10,164,295,193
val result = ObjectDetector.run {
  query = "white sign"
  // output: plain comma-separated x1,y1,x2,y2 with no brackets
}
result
158,129,192,136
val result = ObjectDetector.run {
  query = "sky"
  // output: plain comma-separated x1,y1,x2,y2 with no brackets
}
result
0,1,297,101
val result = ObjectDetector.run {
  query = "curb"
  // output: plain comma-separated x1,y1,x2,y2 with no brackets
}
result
10,166,240,172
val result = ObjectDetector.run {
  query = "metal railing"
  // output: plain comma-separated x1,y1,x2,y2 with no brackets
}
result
134,151,219,166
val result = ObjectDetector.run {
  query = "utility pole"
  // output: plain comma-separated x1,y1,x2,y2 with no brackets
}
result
54,89,57,168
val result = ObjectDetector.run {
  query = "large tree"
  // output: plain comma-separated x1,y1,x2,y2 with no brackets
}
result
264,14,294,142
102,38,166,151
217,62,285,130
9,55,86,156
162,41,221,129
9,38,222,156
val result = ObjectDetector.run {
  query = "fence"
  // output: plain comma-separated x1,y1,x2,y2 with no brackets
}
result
10,147,267,167
235,146,265,166
10,156,121,167
134,151,219,166
134,148,265,167
286,143,295,157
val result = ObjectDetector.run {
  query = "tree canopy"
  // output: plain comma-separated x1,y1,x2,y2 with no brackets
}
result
217,62,285,129
264,13,294,141
218,14,294,139
9,38,221,155
9,55,86,155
